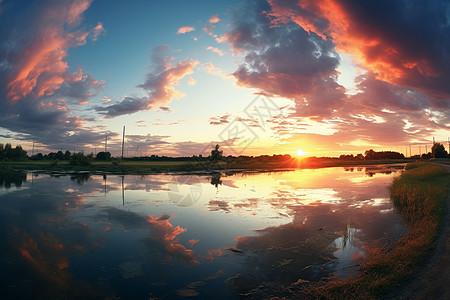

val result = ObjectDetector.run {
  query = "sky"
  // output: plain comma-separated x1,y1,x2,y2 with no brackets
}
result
0,0,449,157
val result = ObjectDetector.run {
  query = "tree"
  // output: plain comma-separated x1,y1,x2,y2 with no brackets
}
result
64,151,71,160
0,143,27,161
96,151,112,161
210,144,223,162
364,149,404,160
70,152,92,166
431,143,448,158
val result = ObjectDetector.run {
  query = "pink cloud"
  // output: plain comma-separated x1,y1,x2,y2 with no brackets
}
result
208,14,220,23
138,45,199,109
5,0,103,103
206,46,224,56
177,26,195,34
97,45,199,117
267,0,450,105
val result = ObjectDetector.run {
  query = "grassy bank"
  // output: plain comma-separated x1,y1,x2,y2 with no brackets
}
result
306,163,449,299
0,158,412,174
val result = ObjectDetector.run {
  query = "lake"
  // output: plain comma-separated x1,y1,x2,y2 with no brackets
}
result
0,165,406,299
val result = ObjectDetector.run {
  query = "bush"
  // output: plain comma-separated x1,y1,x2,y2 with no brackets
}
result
69,152,92,166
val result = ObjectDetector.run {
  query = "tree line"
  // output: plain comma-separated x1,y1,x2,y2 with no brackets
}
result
0,143,449,163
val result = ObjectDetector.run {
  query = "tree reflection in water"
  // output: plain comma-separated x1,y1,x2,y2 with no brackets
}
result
0,170,27,188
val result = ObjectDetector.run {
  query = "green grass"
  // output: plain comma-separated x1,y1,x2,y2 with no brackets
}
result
305,162,449,299
0,158,413,174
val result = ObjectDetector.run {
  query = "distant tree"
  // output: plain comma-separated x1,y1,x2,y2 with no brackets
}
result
208,144,224,170
0,143,27,161
364,149,405,160
421,152,432,160
210,144,223,162
432,143,448,158
55,150,64,160
96,151,112,161
69,152,92,166
339,154,354,160
64,151,71,160
356,154,364,160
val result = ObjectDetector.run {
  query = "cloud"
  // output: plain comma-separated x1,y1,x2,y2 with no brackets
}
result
206,46,224,56
95,97,147,118
147,214,198,264
268,0,450,107
217,0,449,148
209,113,231,125
96,45,199,118
3,0,103,103
177,26,195,34
0,0,107,150
187,77,197,86
202,63,230,78
221,0,345,118
138,45,199,107
208,14,220,24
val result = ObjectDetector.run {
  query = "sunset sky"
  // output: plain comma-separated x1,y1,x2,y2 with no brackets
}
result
1,0,449,157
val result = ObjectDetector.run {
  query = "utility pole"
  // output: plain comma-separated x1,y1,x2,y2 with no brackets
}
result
426,144,427,154
433,136,435,144
419,145,421,156
32,142,35,156
409,144,412,157
105,135,108,152
121,126,125,160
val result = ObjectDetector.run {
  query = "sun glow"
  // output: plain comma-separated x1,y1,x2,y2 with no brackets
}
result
296,148,305,156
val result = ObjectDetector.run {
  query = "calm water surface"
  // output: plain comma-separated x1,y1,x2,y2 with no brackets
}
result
0,165,406,298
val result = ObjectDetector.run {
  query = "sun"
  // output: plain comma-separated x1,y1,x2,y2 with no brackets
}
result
296,148,305,156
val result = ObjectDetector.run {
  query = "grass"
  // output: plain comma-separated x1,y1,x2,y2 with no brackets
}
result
304,162,449,299
0,160,197,174
0,158,412,174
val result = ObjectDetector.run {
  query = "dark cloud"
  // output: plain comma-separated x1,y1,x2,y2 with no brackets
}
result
269,0,450,107
94,97,147,118
222,0,449,147
221,0,346,118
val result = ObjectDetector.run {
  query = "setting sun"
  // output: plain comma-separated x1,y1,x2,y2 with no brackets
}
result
296,148,305,156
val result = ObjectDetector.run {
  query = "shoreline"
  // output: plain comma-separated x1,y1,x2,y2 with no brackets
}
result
0,159,410,176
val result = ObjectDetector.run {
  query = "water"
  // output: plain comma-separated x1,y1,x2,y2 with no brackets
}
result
0,165,406,298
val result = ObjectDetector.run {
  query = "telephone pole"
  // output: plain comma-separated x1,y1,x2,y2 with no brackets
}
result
105,135,108,152
121,126,125,160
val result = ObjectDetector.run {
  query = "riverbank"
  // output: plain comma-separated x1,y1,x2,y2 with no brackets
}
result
388,163,450,299
0,158,411,175
302,162,449,299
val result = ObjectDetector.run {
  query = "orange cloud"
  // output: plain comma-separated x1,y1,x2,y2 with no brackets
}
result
177,26,195,34
188,239,200,247
267,0,450,100
147,214,198,264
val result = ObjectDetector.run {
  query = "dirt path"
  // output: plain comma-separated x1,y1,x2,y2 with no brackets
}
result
389,163,450,299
